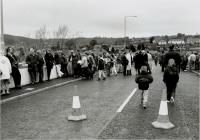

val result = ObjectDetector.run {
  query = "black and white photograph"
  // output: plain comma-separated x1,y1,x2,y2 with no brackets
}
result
0,0,199,139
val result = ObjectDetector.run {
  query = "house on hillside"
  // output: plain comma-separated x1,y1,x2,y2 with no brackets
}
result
168,39,185,45
186,37,200,44
153,39,167,45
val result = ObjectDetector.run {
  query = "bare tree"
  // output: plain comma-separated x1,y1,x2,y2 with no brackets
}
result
35,25,48,49
54,25,69,48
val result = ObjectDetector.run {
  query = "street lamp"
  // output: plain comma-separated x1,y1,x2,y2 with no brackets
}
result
0,0,5,55
124,16,137,48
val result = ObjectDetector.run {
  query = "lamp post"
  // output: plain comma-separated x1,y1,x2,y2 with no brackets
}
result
0,0,5,55
124,16,137,48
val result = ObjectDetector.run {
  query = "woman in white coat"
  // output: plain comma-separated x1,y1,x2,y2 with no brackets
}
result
0,55,12,95
126,50,132,75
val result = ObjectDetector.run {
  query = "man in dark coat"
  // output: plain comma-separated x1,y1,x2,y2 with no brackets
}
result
134,50,149,74
159,50,165,72
163,59,179,102
121,52,128,76
36,50,44,83
6,47,22,89
164,45,181,72
45,49,54,81
60,53,68,77
26,48,38,84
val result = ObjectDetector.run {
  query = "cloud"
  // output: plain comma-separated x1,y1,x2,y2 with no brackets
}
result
3,0,200,38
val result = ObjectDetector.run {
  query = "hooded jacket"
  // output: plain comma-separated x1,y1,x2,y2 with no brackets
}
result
135,71,153,90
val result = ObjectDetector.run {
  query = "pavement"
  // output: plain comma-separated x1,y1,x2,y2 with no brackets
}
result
192,69,200,76
1,77,82,104
1,66,199,140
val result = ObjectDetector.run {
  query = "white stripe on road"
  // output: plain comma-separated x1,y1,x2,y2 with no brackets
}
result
117,88,137,113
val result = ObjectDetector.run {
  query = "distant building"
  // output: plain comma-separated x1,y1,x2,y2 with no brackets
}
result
186,37,200,44
153,39,167,45
168,39,185,45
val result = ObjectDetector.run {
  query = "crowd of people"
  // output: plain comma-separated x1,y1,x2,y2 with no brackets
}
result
0,45,199,109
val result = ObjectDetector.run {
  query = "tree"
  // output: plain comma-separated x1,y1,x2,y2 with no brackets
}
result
90,39,97,47
54,25,69,48
164,35,169,44
101,44,109,52
35,25,48,48
149,36,154,44
177,33,185,39
65,39,76,50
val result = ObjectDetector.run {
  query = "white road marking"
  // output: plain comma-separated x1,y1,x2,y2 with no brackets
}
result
117,88,137,113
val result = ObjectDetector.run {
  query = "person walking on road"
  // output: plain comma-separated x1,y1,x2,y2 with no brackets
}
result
126,50,132,75
159,50,165,72
147,51,153,71
181,53,188,71
188,52,196,71
135,65,153,109
121,52,128,76
163,59,179,103
97,54,106,80
110,54,118,76
164,45,181,73
80,52,89,79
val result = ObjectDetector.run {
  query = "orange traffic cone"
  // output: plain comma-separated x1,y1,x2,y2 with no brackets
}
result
152,89,175,129
68,86,87,121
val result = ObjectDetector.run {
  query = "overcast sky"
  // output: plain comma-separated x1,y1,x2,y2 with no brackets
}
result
3,0,200,38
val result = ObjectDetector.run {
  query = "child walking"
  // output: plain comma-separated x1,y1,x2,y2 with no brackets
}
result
98,55,106,80
163,59,179,103
135,65,153,109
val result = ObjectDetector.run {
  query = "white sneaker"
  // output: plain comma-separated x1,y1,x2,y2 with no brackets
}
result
170,97,174,103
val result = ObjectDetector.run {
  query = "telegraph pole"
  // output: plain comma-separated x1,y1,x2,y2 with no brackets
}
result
0,0,5,55
124,16,137,48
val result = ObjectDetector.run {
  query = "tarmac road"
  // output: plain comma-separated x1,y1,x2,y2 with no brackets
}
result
1,69,138,140
1,65,199,139
98,66,199,139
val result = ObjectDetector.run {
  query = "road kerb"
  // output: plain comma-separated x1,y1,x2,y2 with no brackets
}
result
191,70,200,76
0,78,82,104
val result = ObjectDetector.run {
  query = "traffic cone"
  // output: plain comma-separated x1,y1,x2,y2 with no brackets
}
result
152,89,175,129
68,86,87,121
